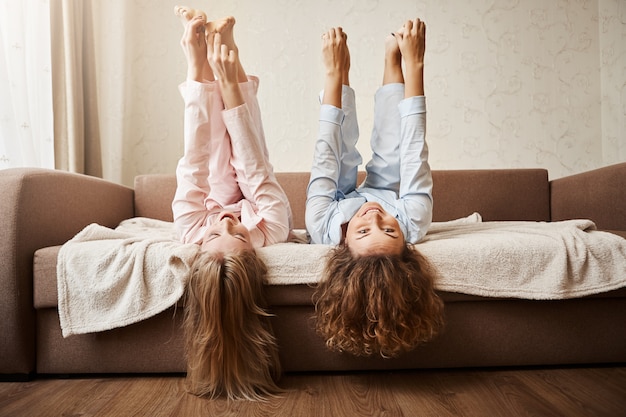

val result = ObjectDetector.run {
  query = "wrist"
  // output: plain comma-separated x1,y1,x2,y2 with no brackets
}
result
187,60,207,82
404,81,424,98
187,68,204,82
405,61,424,71
219,81,244,109
325,69,344,80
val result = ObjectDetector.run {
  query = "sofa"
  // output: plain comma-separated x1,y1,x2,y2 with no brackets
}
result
1,163,625,380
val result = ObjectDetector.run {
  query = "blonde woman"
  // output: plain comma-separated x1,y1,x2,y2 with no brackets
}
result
173,9,291,400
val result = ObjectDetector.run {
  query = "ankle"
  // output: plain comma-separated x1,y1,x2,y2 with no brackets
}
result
383,62,403,85
342,72,350,87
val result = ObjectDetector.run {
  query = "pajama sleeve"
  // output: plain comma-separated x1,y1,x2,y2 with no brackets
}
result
171,81,223,244
224,103,292,246
395,95,433,243
306,101,364,245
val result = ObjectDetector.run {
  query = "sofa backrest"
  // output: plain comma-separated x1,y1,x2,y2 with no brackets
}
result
431,169,550,223
134,169,551,230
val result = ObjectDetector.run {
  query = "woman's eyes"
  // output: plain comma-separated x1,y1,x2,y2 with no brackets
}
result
357,228,395,234
207,232,247,240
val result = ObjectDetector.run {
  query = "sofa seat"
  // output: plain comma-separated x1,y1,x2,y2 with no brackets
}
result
32,243,626,375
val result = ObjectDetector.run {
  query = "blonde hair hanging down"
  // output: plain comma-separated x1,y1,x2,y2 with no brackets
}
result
183,250,282,401
314,244,445,358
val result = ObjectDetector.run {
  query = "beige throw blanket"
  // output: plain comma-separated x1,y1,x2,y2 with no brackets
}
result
57,218,198,337
57,215,626,337
419,218,626,299
259,217,626,300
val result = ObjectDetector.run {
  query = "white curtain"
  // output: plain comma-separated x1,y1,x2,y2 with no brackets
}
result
0,0,54,170
50,0,102,176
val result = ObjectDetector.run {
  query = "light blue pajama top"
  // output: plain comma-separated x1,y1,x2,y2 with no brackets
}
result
305,83,433,245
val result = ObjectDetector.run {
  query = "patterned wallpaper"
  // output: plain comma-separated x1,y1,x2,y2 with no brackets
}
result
90,0,625,186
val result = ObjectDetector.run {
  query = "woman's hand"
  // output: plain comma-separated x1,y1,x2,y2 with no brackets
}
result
321,27,348,79
396,18,426,97
321,27,348,107
207,32,239,84
396,18,426,67
208,33,244,109
180,15,208,82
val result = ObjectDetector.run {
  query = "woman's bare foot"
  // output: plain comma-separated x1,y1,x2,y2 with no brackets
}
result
176,6,214,81
206,16,236,50
395,19,426,97
206,16,247,83
383,32,403,85
386,32,402,62
174,5,207,26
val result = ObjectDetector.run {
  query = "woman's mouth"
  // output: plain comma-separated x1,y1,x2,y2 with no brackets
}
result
362,207,382,216
218,212,237,222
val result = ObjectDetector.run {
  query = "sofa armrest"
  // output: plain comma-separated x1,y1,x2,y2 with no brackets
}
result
0,168,134,377
550,162,626,231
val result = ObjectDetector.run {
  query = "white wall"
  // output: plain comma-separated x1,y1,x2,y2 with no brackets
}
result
91,0,626,186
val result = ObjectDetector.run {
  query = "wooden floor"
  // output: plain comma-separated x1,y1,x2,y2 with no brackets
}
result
1,366,625,417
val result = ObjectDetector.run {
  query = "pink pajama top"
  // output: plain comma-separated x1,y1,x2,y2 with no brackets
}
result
172,77,292,249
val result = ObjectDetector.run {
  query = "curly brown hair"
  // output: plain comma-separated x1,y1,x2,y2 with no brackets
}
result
313,243,444,358
183,250,282,401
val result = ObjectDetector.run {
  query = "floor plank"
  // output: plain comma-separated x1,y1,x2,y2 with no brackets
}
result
1,366,625,417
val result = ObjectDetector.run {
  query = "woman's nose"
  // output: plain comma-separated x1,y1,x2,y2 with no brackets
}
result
225,219,237,232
